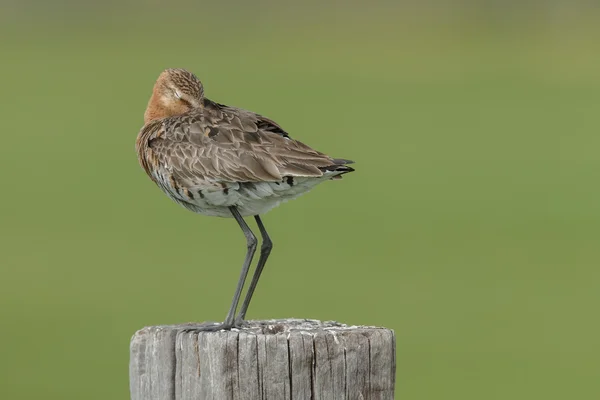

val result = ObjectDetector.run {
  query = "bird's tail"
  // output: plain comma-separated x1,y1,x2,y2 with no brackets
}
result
320,158,355,179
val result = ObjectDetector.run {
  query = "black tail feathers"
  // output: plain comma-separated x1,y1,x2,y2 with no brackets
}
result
320,158,356,174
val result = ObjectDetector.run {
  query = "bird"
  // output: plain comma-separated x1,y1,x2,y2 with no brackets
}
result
136,68,354,331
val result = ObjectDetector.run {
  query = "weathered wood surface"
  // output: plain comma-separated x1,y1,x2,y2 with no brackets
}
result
130,318,395,400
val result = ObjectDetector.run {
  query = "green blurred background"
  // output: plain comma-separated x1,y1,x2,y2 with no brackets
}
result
1,1,599,398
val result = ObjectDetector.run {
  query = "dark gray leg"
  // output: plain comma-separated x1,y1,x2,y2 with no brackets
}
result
222,206,258,328
185,206,257,332
235,215,273,323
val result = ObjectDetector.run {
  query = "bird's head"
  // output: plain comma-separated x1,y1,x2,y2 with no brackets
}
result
144,68,204,124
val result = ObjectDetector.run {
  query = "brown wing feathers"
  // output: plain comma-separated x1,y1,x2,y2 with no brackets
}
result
138,100,353,188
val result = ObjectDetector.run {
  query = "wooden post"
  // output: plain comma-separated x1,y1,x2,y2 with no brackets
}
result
130,318,395,400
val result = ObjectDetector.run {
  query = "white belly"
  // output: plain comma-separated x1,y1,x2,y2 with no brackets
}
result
160,173,341,218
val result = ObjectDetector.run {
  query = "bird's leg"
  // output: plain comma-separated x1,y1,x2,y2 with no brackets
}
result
235,215,273,325
220,206,258,329
185,206,257,332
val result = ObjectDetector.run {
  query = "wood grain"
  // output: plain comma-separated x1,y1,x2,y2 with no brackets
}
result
130,319,395,400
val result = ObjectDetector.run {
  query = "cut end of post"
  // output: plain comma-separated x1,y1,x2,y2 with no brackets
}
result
130,318,396,400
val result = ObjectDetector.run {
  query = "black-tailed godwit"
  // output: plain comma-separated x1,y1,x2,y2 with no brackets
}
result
136,68,354,330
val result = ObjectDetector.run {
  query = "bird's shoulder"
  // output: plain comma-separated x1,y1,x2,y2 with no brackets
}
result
205,99,290,139
155,99,291,146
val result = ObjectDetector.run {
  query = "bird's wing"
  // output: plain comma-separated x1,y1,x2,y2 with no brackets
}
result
208,99,290,138
144,103,352,190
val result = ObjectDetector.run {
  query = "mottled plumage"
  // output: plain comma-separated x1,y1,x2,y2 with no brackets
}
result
135,68,354,330
137,69,354,217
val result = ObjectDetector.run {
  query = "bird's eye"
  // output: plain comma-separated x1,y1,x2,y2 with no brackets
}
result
174,91,182,99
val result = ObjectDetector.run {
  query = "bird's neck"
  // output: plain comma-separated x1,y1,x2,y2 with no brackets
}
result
143,89,170,124
144,85,198,124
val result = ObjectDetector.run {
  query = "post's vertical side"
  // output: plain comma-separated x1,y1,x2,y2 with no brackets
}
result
367,329,396,400
237,333,261,400
343,331,370,399
288,333,314,399
175,330,202,400
259,333,292,398
130,327,178,400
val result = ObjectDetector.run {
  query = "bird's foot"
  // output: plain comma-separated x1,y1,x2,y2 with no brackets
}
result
179,319,247,333
234,316,250,328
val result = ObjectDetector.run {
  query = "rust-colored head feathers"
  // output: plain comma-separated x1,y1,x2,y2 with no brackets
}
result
144,68,204,124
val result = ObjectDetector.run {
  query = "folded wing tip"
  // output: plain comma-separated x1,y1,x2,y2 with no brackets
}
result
331,158,355,165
